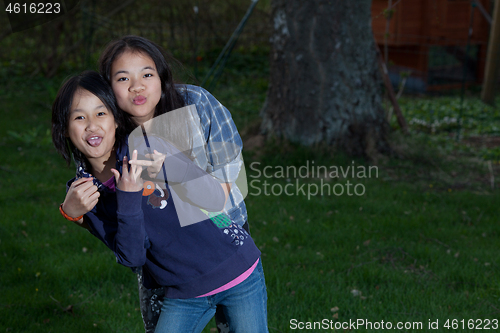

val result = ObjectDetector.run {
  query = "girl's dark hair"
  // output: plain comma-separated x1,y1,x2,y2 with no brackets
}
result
99,35,186,133
52,70,126,166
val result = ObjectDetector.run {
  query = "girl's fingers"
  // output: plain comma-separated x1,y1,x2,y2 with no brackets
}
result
70,177,94,193
110,168,121,183
154,150,166,162
129,150,143,182
130,150,138,180
135,150,164,179
133,165,143,181
69,179,97,203
129,160,154,167
84,191,100,209
130,150,138,174
145,150,166,161
72,177,94,187
88,189,100,200
88,198,99,210
121,156,129,176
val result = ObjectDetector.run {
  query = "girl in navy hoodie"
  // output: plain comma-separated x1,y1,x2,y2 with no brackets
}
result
52,70,268,333
61,35,255,332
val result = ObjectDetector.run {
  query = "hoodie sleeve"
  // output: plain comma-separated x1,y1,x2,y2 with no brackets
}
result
84,189,147,268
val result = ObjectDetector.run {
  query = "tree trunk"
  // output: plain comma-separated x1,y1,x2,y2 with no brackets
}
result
261,0,389,157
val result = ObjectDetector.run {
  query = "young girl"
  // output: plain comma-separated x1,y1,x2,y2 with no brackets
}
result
62,36,256,333
54,70,268,333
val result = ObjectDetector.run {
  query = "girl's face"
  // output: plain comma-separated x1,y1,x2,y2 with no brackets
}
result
110,50,162,125
67,89,118,165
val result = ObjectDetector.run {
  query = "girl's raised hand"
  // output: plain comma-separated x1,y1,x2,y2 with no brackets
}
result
111,150,144,192
129,149,166,179
62,177,100,219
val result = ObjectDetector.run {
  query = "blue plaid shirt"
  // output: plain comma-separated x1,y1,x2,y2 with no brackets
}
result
180,85,248,227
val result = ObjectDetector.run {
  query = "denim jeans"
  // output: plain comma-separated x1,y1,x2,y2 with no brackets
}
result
154,260,268,333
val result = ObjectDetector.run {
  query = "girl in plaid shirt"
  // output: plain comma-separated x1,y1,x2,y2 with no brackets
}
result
60,36,260,333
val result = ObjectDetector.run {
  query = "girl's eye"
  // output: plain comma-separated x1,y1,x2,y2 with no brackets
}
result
74,116,84,120
144,73,153,78
117,77,128,82
97,112,106,116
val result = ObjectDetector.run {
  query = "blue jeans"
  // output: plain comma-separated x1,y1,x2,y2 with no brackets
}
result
154,260,268,333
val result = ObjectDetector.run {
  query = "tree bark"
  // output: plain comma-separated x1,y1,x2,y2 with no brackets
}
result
261,0,389,157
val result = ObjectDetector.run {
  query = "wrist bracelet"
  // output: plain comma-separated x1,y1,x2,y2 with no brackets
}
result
59,204,84,222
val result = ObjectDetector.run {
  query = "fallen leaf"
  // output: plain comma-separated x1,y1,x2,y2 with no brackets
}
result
351,289,361,297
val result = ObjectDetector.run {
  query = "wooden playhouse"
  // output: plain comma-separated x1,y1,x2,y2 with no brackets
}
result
372,0,492,92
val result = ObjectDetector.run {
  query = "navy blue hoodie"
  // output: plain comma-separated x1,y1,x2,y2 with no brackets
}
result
68,139,260,299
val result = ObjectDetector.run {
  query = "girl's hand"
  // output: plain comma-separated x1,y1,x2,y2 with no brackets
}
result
129,149,166,179
111,150,144,192
62,177,100,219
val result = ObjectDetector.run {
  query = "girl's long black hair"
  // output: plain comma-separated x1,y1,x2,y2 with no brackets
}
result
99,35,187,134
51,70,126,166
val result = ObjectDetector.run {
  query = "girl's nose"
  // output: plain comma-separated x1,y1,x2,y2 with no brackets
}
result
130,80,145,93
86,119,99,131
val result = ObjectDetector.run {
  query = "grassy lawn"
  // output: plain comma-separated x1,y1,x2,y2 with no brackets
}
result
1,55,499,332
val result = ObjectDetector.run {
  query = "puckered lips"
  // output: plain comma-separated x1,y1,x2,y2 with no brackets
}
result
133,95,147,105
86,135,103,147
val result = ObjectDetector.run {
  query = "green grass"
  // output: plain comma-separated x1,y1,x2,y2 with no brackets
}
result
249,177,499,328
1,54,500,332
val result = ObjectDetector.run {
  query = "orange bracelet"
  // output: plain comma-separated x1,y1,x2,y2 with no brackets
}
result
59,204,84,222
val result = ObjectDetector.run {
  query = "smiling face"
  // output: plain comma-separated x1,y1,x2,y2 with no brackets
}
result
67,89,118,168
110,50,162,125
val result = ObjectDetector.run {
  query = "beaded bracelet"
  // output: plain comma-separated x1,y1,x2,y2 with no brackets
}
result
59,204,83,222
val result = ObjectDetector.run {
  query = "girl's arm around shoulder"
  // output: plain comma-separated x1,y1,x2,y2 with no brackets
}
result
181,85,243,183
181,85,243,147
